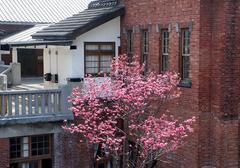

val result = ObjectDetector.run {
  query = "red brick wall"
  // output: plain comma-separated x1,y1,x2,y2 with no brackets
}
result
54,132,93,168
206,0,240,167
0,139,9,168
121,0,240,167
121,0,200,167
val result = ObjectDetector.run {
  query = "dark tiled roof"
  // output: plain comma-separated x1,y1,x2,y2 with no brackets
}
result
0,29,6,40
32,1,124,41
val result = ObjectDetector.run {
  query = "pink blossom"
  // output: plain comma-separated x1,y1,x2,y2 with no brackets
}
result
63,54,195,166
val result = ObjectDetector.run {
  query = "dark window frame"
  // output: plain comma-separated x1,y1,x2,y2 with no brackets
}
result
127,30,133,57
179,28,192,88
9,135,52,165
141,29,149,72
10,137,21,159
84,42,115,76
160,29,169,72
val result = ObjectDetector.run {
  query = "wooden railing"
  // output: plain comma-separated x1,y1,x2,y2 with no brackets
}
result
0,89,62,118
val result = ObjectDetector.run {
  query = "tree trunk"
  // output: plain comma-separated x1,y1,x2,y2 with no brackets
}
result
113,155,120,168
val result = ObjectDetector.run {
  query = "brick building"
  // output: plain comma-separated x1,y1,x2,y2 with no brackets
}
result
120,0,240,167
0,1,94,168
0,0,239,168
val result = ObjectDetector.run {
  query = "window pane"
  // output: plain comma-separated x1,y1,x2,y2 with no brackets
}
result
31,135,50,156
100,55,111,73
100,55,112,62
86,56,98,64
85,55,99,74
161,30,169,71
23,150,29,157
29,162,39,168
182,30,190,55
21,163,29,168
183,56,190,79
85,44,99,51
22,137,29,157
86,68,99,74
144,31,149,53
84,42,115,75
127,30,133,54
181,29,190,79
32,149,37,156
162,55,168,71
10,137,21,158
23,137,28,144
85,61,98,68
141,30,149,73
100,44,113,51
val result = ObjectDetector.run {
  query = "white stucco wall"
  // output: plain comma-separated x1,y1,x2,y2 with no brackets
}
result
71,16,121,79
43,16,120,85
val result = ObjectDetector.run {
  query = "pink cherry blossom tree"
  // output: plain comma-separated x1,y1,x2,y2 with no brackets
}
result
64,55,195,168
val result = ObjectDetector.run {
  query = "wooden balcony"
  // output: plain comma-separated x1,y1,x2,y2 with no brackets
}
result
0,86,73,125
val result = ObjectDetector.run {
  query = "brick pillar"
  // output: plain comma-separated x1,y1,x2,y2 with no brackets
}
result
211,118,239,168
0,138,9,168
53,132,93,168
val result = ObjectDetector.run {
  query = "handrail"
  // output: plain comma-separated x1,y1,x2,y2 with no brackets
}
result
0,89,62,118
0,88,61,95
1,65,12,75
0,64,11,74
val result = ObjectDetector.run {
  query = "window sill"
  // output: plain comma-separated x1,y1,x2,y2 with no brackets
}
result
178,79,192,88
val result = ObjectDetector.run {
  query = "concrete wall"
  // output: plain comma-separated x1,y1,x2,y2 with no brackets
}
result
43,17,121,85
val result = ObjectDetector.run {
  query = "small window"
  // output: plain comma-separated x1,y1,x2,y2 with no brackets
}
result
31,135,50,156
141,30,149,72
85,42,115,75
127,30,133,57
161,30,169,72
10,135,52,168
10,137,21,159
181,29,190,80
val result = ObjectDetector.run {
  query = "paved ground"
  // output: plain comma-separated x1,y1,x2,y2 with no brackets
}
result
9,77,58,91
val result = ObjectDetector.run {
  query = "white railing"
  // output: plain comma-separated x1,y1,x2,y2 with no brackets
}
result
0,89,61,118
0,64,12,88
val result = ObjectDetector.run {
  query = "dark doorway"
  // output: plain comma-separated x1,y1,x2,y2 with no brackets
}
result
17,49,43,77
2,53,12,65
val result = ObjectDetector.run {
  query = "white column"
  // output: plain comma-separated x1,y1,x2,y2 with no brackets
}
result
12,48,18,63
43,48,51,74
51,48,57,74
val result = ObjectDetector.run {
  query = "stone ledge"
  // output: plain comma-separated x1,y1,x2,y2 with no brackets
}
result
0,122,66,138
0,112,73,126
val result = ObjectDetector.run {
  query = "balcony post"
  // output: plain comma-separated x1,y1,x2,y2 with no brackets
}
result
12,48,18,63
11,47,21,85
